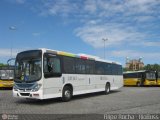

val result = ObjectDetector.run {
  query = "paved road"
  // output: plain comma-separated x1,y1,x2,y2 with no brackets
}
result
0,87,160,119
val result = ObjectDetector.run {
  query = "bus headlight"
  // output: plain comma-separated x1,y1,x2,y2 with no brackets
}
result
13,85,18,91
32,84,42,92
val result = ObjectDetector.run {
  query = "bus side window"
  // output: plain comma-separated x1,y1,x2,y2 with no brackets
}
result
44,55,61,78
47,58,54,73
51,58,61,73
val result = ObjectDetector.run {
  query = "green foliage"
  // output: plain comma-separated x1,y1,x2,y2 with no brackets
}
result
144,64,160,72
123,64,160,72
0,63,7,67
123,67,129,72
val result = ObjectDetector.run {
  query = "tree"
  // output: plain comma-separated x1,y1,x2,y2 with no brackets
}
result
124,64,160,72
143,64,160,72
0,63,7,67
123,67,128,72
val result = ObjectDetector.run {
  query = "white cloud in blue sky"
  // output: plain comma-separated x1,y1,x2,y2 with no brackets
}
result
0,0,160,65
33,0,160,47
75,23,146,48
16,0,25,4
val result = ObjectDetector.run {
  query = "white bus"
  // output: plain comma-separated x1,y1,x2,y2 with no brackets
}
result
13,48,123,101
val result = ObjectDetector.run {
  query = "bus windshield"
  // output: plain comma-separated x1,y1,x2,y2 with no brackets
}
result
15,50,42,83
0,69,14,80
146,72,156,80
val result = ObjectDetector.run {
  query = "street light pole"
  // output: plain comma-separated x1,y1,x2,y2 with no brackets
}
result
9,26,16,65
102,38,108,59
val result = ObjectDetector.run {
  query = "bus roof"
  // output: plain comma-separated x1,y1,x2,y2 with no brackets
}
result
43,48,121,65
123,70,156,74
34,48,121,65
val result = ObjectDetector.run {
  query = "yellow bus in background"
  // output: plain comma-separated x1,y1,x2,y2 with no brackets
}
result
0,66,14,88
123,70,157,86
156,71,160,86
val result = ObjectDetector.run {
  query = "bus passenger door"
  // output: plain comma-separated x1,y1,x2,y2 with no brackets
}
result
43,54,62,98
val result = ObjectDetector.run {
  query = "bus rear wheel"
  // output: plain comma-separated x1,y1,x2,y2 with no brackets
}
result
62,86,72,102
104,83,110,95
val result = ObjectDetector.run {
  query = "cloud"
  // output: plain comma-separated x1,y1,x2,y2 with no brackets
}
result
16,0,25,4
32,32,41,37
110,50,160,59
32,0,160,49
75,23,146,48
0,48,28,58
0,49,19,58
26,0,160,26
143,41,160,47
0,49,21,64
133,16,155,23
11,0,160,21
6,0,160,61
39,0,80,17
132,41,160,47
84,0,97,14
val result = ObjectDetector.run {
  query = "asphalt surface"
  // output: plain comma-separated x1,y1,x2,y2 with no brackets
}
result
0,87,160,120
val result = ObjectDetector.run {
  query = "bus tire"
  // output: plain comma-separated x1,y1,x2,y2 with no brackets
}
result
62,86,72,102
104,83,110,95
137,82,141,87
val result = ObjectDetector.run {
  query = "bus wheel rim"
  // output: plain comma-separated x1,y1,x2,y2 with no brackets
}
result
106,85,110,93
65,90,71,98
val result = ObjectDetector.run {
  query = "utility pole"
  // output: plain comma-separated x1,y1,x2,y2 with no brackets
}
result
102,38,108,59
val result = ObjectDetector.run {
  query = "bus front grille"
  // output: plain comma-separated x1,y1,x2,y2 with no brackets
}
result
20,93,30,96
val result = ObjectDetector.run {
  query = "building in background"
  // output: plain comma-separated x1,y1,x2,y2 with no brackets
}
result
125,57,144,71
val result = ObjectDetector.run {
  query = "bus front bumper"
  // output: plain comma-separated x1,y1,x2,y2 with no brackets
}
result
0,81,14,88
13,89,43,99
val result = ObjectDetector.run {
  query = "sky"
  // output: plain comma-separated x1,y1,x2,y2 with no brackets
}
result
0,0,160,66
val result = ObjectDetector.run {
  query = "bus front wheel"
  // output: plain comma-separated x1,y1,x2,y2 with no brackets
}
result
62,86,72,102
104,83,110,95
137,82,141,87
